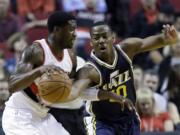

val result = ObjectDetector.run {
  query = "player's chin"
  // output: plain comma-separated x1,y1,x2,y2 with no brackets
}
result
66,43,73,48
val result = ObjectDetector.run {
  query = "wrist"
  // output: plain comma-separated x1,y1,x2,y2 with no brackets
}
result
34,67,43,77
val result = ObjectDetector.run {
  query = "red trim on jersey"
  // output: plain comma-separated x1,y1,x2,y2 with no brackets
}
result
45,39,64,61
30,83,39,95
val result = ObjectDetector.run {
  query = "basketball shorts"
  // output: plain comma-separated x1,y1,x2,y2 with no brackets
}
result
49,107,86,135
2,107,70,135
84,115,140,135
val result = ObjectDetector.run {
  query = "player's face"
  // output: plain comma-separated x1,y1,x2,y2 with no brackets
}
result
91,25,114,57
55,20,76,49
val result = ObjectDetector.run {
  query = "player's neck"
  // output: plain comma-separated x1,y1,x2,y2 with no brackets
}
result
47,38,63,55
98,49,115,65
107,49,115,65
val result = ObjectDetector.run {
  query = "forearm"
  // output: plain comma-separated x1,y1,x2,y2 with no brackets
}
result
9,68,41,93
80,88,99,101
98,90,123,101
141,32,178,52
64,79,91,102
81,89,124,101
140,34,168,52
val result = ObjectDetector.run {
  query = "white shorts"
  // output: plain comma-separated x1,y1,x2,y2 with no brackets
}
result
2,107,70,135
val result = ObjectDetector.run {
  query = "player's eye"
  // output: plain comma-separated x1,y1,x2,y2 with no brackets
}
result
93,36,99,41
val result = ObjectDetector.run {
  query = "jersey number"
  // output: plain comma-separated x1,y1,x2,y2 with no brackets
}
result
110,85,127,102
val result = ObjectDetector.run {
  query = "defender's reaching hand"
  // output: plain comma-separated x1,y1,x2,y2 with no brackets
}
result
116,95,134,111
162,24,179,45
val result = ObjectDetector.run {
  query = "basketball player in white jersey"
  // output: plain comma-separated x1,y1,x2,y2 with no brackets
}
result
2,12,129,135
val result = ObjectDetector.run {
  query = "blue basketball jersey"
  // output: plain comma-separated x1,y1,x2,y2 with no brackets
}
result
86,45,136,122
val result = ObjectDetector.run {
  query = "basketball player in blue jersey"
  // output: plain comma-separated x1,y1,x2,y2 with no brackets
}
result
75,21,179,135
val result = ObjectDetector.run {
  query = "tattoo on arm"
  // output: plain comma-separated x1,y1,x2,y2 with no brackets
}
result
9,43,44,92
15,43,44,74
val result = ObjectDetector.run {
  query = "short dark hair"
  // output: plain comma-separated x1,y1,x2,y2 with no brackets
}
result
92,21,107,27
47,11,75,33
90,21,110,35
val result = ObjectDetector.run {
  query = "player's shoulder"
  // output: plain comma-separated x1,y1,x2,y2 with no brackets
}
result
21,42,44,66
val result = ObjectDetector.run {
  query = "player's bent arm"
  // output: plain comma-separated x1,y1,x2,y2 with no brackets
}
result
70,65,128,103
121,25,179,59
9,44,44,93
63,64,98,102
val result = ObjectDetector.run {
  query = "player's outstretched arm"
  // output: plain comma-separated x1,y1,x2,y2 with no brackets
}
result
121,24,179,59
9,44,63,93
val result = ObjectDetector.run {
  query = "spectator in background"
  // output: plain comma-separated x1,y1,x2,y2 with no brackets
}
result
6,32,28,73
158,37,180,99
72,0,107,60
0,0,20,42
0,51,8,81
61,0,86,12
0,81,10,109
144,69,180,127
105,0,131,38
167,64,180,114
136,87,174,132
143,69,167,113
17,0,55,21
133,65,144,90
128,0,163,69
16,0,55,40
0,80,9,135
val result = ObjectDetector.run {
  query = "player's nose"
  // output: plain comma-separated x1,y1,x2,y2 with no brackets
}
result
99,37,105,43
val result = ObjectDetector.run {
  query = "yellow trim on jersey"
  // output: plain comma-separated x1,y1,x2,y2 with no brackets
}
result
90,48,118,69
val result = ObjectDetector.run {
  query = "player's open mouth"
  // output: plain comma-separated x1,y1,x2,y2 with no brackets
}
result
99,46,106,51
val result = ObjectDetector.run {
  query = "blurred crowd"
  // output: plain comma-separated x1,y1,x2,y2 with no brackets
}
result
0,0,180,135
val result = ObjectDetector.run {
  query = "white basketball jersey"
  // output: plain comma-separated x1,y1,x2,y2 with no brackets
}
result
5,39,82,118
36,39,83,109
36,39,73,74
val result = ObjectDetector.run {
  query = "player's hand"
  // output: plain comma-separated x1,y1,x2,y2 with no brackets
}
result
38,65,64,76
117,96,134,111
162,24,179,45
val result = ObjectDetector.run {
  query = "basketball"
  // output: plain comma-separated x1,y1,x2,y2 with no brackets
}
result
36,70,72,103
